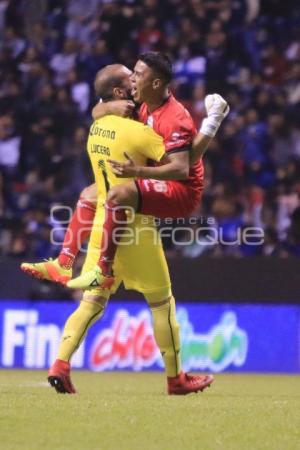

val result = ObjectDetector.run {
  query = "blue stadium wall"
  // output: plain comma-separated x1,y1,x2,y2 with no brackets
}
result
0,257,299,373
0,301,299,373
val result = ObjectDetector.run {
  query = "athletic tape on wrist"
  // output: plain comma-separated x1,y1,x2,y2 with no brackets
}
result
199,116,221,138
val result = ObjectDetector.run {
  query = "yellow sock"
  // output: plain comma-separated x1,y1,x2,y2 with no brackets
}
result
58,300,105,362
147,295,181,377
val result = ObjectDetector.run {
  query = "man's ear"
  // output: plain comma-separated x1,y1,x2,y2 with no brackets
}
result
113,87,124,99
152,78,161,90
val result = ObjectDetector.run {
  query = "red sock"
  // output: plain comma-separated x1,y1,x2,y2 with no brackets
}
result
98,200,127,275
58,198,96,269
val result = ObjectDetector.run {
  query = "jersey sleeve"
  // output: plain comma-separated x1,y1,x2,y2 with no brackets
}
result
138,103,147,124
138,125,165,162
161,109,196,153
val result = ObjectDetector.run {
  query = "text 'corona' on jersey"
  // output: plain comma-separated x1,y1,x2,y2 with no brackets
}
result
89,123,116,140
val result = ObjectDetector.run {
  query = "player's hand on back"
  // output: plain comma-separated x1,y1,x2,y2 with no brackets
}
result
108,152,139,178
92,100,135,120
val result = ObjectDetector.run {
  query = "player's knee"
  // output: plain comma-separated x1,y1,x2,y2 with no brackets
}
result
149,295,179,330
82,293,108,309
148,298,172,328
145,288,173,305
80,184,97,205
107,183,138,209
107,185,130,205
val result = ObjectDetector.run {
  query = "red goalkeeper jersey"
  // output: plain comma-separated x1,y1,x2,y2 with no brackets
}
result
139,94,204,195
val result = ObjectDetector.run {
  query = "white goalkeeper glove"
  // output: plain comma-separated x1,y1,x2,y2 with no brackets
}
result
200,93,230,138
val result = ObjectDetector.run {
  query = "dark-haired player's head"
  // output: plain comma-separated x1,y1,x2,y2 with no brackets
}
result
131,52,172,104
94,64,133,102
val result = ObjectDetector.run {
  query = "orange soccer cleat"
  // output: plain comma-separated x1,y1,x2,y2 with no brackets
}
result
167,372,214,395
48,359,77,394
21,258,72,285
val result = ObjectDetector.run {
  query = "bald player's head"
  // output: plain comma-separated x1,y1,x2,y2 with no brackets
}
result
94,64,133,102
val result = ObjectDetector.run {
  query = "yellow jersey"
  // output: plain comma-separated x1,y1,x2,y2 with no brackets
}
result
83,115,171,296
87,115,165,202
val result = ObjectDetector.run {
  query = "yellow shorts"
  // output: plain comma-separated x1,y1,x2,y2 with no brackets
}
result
81,206,171,298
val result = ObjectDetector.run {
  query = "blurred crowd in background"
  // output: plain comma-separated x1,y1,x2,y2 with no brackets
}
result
1,0,300,262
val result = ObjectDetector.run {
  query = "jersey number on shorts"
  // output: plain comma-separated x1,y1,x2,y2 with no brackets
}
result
98,159,110,192
145,180,168,193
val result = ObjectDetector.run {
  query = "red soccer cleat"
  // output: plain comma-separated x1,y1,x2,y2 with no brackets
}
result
167,371,214,395
48,359,77,394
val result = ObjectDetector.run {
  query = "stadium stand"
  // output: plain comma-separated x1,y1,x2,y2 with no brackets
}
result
0,0,300,262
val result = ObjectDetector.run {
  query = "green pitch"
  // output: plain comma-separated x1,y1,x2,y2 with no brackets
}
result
0,371,299,450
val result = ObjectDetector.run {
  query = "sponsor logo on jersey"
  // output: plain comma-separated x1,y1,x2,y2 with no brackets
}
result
89,123,116,139
171,132,180,140
147,116,154,128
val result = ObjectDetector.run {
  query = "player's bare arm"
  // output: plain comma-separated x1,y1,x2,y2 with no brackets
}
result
191,94,230,165
92,99,135,120
190,133,212,166
108,150,190,180
93,94,229,166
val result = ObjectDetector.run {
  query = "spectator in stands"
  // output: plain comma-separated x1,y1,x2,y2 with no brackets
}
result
0,0,300,264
